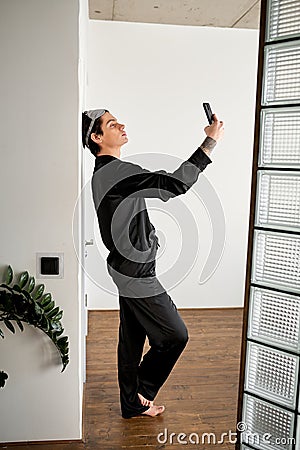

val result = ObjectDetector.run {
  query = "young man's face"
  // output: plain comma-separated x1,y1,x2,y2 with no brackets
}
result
97,112,128,150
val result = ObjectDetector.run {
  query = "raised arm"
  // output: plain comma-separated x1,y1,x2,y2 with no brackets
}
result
110,114,224,201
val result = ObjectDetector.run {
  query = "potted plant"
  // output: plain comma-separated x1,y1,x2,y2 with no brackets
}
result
0,265,69,388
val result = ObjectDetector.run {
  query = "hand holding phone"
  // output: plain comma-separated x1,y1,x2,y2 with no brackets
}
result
202,104,224,143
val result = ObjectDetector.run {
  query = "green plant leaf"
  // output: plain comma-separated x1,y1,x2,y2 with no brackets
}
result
16,320,24,332
33,284,45,300
0,290,12,309
34,303,43,316
4,319,15,334
0,265,70,381
0,371,8,388
47,306,60,319
3,266,13,285
57,336,68,349
41,315,49,332
40,293,52,306
49,320,62,330
53,311,63,321
61,356,69,372
55,328,64,337
12,284,22,293
21,289,32,301
26,276,35,293
19,271,29,289
43,300,54,313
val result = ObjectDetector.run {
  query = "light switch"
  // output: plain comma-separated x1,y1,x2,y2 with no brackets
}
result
40,257,59,275
36,253,64,279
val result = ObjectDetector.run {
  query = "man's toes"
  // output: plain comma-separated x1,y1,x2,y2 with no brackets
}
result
138,395,146,406
138,393,153,407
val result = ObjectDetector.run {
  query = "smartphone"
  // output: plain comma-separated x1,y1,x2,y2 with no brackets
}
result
203,103,214,125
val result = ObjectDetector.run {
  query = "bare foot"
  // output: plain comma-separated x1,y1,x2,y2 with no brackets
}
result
138,393,154,407
141,404,165,417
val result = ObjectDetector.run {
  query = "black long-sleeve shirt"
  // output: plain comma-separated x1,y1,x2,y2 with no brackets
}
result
91,137,216,298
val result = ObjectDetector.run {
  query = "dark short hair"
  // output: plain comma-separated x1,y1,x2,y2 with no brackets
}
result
82,110,109,156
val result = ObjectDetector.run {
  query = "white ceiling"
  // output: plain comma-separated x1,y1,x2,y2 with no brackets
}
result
89,0,261,29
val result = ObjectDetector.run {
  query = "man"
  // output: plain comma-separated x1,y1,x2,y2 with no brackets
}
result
82,109,224,418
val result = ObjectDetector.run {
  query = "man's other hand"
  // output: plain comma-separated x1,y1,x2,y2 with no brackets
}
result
204,113,224,142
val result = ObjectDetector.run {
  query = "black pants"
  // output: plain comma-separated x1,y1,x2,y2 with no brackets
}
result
117,291,189,418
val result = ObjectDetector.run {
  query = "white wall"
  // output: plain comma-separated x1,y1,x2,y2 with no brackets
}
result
0,0,83,443
85,20,259,309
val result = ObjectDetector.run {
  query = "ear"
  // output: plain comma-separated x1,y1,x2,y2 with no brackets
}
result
91,132,102,144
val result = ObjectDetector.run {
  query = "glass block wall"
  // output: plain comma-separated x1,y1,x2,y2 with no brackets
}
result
238,1,300,449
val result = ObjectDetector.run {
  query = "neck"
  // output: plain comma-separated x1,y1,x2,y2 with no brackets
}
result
96,146,121,158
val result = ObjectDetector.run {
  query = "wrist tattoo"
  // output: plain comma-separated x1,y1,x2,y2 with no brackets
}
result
200,136,217,155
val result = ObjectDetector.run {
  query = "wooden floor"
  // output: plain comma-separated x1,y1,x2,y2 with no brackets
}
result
1,308,243,450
